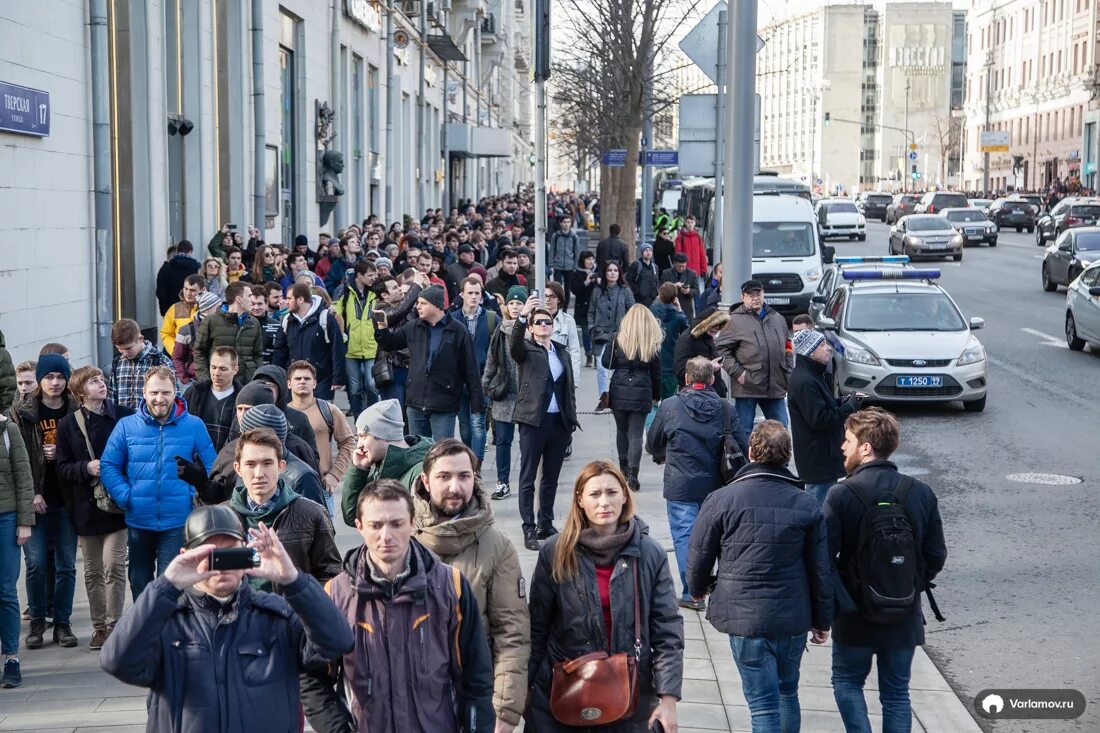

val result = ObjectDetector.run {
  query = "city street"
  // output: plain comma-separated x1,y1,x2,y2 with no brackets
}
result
830,220,1100,732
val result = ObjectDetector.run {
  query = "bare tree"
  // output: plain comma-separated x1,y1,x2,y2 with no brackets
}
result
932,114,963,187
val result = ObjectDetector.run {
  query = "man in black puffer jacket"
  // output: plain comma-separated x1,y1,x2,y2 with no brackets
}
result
687,420,833,733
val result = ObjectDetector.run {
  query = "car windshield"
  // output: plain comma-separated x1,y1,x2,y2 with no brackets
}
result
907,217,952,232
846,292,967,332
868,195,892,204
1069,205,1100,218
946,211,986,223
898,196,919,205
1004,202,1030,212
1075,232,1100,251
826,202,859,213
753,222,815,257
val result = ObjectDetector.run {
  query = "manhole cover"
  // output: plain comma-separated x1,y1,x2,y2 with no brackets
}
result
1005,473,1082,486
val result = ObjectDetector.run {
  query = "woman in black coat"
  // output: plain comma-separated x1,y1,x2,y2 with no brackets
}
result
601,305,662,492
673,308,731,398
652,227,676,272
527,460,684,733
569,251,598,366
54,366,132,647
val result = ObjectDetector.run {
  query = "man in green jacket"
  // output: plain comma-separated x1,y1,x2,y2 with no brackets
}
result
193,282,264,383
0,331,16,413
339,399,432,527
336,260,380,418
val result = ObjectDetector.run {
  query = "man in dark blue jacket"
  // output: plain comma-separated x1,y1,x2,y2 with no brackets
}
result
272,283,347,401
823,407,946,733
101,505,353,733
687,420,833,733
646,357,748,610
448,277,499,464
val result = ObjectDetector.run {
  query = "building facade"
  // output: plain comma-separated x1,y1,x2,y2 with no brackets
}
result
757,1,965,195
0,0,532,366
962,0,1097,192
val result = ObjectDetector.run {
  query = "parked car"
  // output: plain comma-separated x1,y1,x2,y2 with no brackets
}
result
1017,193,1045,216
914,191,970,215
1065,260,1100,351
888,214,964,262
885,194,921,224
856,191,893,222
968,198,993,213
1036,197,1100,246
988,197,1037,233
1042,227,1100,292
941,208,998,247
816,198,866,241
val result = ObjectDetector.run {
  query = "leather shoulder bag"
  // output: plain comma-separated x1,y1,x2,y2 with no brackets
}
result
74,409,124,515
550,558,641,726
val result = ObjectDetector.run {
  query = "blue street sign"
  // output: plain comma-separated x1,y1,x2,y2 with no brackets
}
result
645,150,679,166
908,151,918,161
601,149,627,167
0,81,50,137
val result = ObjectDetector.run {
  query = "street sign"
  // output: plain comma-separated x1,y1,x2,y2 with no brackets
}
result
678,94,717,175
909,143,918,151
679,2,764,85
645,150,679,166
0,81,50,137
601,149,627,167
908,151,918,161
980,131,1009,152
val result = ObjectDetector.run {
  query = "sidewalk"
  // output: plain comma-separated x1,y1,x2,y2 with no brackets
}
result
0,373,981,732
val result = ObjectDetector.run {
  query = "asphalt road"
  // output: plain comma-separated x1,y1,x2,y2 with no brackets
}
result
829,220,1100,732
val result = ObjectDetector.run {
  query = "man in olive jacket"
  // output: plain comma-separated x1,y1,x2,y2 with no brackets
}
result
193,281,264,383
715,279,792,429
412,439,529,731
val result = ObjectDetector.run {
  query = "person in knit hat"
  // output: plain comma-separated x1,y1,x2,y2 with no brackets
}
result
787,329,863,505
236,406,327,508
337,399,433,527
172,291,223,385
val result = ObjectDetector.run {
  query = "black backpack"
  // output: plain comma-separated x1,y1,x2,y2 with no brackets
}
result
845,475,922,625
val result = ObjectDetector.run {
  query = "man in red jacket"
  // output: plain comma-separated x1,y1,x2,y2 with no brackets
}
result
674,216,708,276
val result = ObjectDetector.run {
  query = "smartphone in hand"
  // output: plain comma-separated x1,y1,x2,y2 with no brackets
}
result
210,548,260,570
373,310,388,328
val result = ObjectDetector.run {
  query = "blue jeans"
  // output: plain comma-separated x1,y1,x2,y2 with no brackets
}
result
381,366,408,406
832,643,916,733
730,634,807,733
128,527,185,601
492,420,516,485
24,508,78,624
346,357,379,418
666,500,701,600
458,390,487,462
0,513,20,655
735,397,789,431
596,343,611,394
407,407,457,440
805,481,837,506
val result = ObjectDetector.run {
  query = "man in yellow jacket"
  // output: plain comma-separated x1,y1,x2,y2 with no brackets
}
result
159,274,204,354
336,260,379,418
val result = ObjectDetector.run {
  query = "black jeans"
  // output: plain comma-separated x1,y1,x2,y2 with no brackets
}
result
518,411,571,533
612,409,647,470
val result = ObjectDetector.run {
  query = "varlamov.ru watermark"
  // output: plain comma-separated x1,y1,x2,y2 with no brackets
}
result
975,689,1086,720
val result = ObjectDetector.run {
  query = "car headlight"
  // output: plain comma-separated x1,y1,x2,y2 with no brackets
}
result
951,233,964,245
905,235,922,246
804,265,823,282
957,337,985,366
844,345,881,366
858,215,866,225
988,222,998,233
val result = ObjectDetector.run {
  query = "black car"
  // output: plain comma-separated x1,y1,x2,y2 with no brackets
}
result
941,208,998,246
988,198,1036,233
857,192,893,221
1042,227,1100,291
885,194,921,224
914,191,970,215
1017,194,1045,216
1036,197,1100,245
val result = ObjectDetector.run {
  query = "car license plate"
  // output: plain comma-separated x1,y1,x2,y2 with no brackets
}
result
925,243,949,250
765,297,790,305
896,375,943,388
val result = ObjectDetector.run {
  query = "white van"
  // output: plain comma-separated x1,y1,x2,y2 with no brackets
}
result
750,193,830,317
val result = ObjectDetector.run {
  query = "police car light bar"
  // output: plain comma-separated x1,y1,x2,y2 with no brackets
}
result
841,269,940,281
834,255,910,264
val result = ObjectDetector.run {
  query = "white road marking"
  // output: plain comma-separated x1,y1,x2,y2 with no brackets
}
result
1020,327,1068,348
987,354,1090,407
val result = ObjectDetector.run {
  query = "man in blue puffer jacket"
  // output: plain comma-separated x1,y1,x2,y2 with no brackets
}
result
101,366,217,601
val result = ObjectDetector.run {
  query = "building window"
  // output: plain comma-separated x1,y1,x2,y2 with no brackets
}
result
279,11,299,247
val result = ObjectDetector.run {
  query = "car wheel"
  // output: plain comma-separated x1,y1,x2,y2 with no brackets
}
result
1016,227,1022,233
1036,228,1044,245
1042,264,1057,292
1066,312,1086,351
989,238,997,247
953,251,963,262
1027,226,1035,233
962,395,986,412
858,234,866,241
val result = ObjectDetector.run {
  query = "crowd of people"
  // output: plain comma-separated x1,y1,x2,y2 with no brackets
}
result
0,190,947,733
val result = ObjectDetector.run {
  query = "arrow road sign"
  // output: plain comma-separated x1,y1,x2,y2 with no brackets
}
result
909,151,918,160
680,2,764,85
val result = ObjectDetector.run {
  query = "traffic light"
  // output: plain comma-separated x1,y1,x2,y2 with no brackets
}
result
824,112,831,126
528,153,536,166
534,0,551,81
911,164,921,180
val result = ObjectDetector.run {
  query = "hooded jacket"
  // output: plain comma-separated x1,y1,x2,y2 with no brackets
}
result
54,402,133,536
481,320,521,423
251,365,321,460
193,309,265,383
9,392,79,510
788,355,859,484
649,301,689,375
674,228,708,276
413,479,530,726
0,413,35,527
646,386,748,504
626,257,660,306
155,254,201,316
375,312,484,414
526,519,684,733
100,572,353,733
0,330,16,412
673,318,728,398
100,397,218,531
339,436,433,527
203,431,322,506
272,295,348,392
715,303,791,399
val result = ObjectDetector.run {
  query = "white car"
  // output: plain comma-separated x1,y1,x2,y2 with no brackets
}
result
816,199,866,241
814,268,988,412
1065,260,1100,352
968,198,993,213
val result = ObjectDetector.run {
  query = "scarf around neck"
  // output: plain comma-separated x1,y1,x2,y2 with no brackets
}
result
577,518,634,567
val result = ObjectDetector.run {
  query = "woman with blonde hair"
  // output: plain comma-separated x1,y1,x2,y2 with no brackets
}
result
600,304,663,492
200,258,227,300
526,460,683,733
673,307,730,397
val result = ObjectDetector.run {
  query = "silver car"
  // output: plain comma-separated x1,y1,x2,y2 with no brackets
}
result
814,269,988,412
888,214,964,262
1065,260,1100,352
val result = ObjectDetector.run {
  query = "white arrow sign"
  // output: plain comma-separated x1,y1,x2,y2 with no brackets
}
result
680,2,765,85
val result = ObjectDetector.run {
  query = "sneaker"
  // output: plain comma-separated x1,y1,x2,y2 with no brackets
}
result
678,598,706,612
89,628,110,650
491,483,511,500
594,392,610,414
536,524,559,540
564,442,572,460
53,623,78,648
20,607,29,621
523,529,540,551
0,659,21,689
24,619,46,650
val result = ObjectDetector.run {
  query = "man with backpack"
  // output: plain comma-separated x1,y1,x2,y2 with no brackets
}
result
823,407,947,733
287,361,355,518
272,282,347,401
335,261,380,417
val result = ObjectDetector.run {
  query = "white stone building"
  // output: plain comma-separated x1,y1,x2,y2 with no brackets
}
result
0,0,532,365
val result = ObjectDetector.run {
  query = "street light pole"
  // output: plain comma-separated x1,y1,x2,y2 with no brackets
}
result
904,77,910,193
983,54,992,194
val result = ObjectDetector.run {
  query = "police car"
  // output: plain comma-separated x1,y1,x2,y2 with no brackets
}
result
809,256,913,321
812,269,988,412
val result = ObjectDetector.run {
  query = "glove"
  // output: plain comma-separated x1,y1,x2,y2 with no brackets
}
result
175,455,208,492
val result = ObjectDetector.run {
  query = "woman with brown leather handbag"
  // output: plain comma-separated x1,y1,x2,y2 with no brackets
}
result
526,460,684,732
